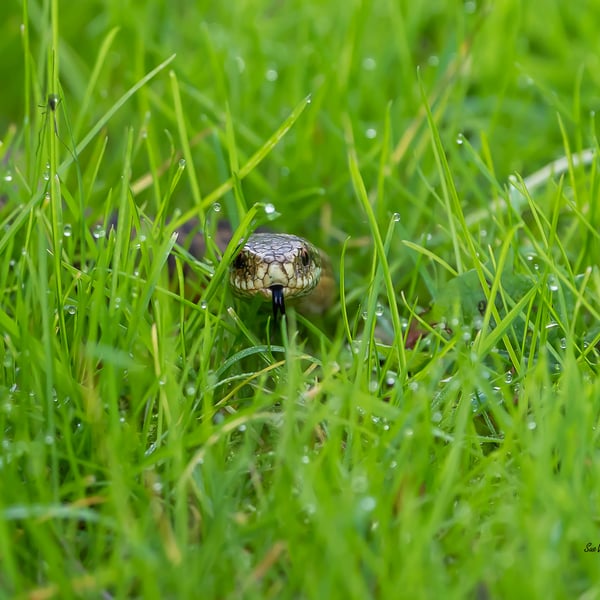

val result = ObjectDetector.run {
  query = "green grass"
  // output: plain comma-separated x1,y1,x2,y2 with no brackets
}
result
1,0,600,598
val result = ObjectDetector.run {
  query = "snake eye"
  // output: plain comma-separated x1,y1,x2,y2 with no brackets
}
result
232,253,247,270
300,249,310,267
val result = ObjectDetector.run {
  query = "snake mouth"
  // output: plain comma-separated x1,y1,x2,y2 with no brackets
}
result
270,285,286,320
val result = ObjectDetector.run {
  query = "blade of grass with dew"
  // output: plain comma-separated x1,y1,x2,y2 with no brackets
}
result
170,69,204,218
199,202,263,307
171,94,313,229
344,116,406,377
224,101,248,227
72,26,120,141
58,53,176,176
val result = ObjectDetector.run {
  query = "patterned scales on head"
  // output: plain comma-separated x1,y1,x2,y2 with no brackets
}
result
229,233,323,317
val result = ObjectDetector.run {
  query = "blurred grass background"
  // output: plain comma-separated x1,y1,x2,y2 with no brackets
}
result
1,0,599,598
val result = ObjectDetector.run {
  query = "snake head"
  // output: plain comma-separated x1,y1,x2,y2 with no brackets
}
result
229,233,323,319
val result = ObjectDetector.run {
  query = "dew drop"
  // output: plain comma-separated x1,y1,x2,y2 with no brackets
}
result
212,202,221,213
375,303,384,317
200,301,208,310
265,69,278,82
92,225,106,239
427,55,440,67
3,173,12,182
365,128,377,139
560,337,567,349
362,57,377,70
185,384,196,397
358,496,377,512
264,203,276,215
235,55,246,73
368,380,378,393
456,133,464,145
63,224,72,237
238,424,247,432
178,158,186,168
65,305,77,315
392,212,401,222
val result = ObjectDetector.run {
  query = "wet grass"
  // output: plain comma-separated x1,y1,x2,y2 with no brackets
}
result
1,0,600,597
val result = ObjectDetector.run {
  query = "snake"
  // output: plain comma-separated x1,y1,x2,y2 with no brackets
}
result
177,222,334,318
229,232,333,318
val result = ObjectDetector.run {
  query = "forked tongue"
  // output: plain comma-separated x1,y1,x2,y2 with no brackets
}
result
270,285,286,321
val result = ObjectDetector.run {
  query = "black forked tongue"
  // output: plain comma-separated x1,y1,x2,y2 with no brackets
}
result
270,285,286,321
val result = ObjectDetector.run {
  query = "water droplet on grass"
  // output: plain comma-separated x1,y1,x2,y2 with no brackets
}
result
362,57,376,70
264,203,276,215
358,496,376,512
235,55,246,73
92,225,106,239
